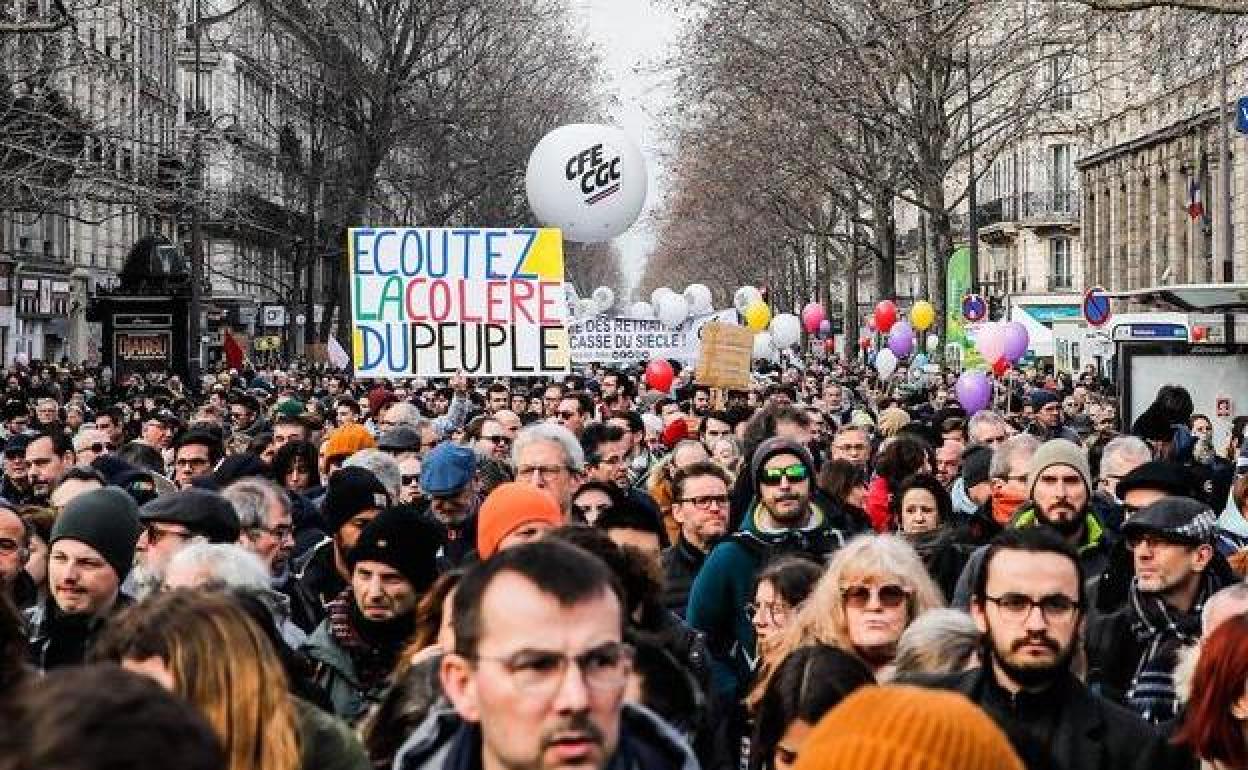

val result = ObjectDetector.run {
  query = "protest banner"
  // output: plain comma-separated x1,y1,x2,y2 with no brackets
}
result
696,322,754,389
349,227,570,378
568,309,739,365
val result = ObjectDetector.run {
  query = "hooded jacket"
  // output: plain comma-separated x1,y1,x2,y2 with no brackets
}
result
394,702,699,770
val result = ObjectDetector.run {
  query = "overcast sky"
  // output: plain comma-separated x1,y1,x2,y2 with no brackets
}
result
570,0,684,298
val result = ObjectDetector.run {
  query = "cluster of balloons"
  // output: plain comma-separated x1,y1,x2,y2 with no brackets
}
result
863,299,941,379
974,321,1030,370
525,124,647,243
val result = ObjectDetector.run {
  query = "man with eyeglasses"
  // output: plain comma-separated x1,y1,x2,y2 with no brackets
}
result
918,528,1177,770
829,424,871,470
553,391,592,439
130,488,242,599
72,427,113,466
688,437,849,697
171,430,223,489
512,423,585,521
228,394,267,439
27,487,141,670
1,433,32,503
0,502,36,609
1086,497,1233,725
305,506,442,722
967,410,1011,448
421,442,482,568
474,418,514,463
397,540,696,770
223,477,296,589
661,460,732,617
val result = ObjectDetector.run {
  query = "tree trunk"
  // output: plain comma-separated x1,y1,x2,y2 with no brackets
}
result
927,204,954,351
846,228,861,362
872,189,896,300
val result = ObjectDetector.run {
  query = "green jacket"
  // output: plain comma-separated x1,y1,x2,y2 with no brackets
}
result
302,621,386,725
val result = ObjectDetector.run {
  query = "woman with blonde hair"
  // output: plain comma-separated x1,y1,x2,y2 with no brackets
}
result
94,590,368,770
759,534,944,685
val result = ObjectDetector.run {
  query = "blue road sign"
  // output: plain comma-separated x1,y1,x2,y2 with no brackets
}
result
1083,287,1111,327
1238,97,1248,135
962,293,987,322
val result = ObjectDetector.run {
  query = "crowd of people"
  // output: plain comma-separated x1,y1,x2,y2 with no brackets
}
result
2,356,1248,770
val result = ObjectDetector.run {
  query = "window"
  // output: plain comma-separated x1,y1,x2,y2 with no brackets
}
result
1050,238,1072,290
1050,144,1072,212
1048,54,1074,111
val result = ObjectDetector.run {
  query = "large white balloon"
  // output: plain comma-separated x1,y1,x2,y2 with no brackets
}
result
592,286,615,314
752,331,775,360
657,293,689,328
876,349,899,379
525,124,648,243
684,284,713,314
770,313,802,349
631,301,655,319
651,286,676,309
575,298,598,319
734,286,762,314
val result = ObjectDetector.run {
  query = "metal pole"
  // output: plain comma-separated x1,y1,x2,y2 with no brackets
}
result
1219,18,1233,282
188,0,204,383
966,41,979,289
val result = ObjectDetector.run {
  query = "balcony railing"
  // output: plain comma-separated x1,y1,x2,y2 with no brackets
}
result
1048,274,1074,291
975,190,1081,227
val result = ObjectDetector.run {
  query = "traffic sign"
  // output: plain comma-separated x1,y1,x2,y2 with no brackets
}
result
962,293,987,322
1082,287,1111,327
1238,97,1248,135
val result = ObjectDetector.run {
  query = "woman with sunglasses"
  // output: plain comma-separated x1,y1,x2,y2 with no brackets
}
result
758,534,944,682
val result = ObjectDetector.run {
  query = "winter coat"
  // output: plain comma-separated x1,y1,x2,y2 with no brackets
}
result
394,702,700,770
26,593,133,671
302,619,386,724
661,536,708,619
291,538,345,632
294,696,372,770
915,667,1196,770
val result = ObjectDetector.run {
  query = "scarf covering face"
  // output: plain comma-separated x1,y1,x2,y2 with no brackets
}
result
1125,572,1216,724
326,590,414,692
991,486,1027,525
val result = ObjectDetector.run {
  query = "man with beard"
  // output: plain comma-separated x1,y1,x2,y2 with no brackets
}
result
1086,497,1230,724
421,442,481,567
304,505,441,722
1026,391,1082,444
223,478,297,591
25,432,75,505
130,489,242,598
917,528,1182,770
688,437,850,697
396,540,697,770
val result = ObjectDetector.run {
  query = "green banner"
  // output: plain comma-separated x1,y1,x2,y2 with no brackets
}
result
945,247,983,369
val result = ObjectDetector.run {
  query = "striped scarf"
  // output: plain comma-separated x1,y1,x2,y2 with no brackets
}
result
1125,574,1213,723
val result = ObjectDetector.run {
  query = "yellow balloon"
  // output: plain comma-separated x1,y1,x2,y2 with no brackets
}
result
745,301,771,331
910,300,936,331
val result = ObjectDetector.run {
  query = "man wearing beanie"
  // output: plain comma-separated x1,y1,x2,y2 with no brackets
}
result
128,488,241,598
27,487,141,670
688,436,851,698
1026,389,1081,444
303,506,442,722
476,482,562,560
292,466,390,631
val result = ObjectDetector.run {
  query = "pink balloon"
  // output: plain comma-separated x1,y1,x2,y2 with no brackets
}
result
975,323,1005,363
801,302,826,333
1002,322,1030,362
955,371,993,414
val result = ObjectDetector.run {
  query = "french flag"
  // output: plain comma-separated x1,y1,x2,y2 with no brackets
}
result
1189,156,1206,221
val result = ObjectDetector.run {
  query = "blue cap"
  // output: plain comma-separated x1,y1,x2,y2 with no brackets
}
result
420,442,476,496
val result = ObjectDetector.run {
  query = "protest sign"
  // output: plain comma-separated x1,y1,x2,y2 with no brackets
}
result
696,322,754,389
568,316,691,364
349,227,570,378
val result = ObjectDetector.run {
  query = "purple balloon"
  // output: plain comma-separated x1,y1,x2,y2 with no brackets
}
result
1002,322,1030,362
818,319,832,337
887,321,915,358
955,371,993,414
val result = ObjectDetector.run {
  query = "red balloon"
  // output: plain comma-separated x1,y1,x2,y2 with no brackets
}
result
874,300,898,333
992,357,1009,377
859,337,871,350
644,359,675,392
823,338,836,352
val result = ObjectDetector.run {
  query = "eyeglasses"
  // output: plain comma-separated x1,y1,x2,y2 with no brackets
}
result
469,641,633,698
676,494,730,509
174,457,211,469
78,442,109,454
401,474,421,485
745,600,793,625
517,465,568,481
573,502,612,519
482,435,512,446
841,583,911,609
1000,474,1029,484
0,537,19,553
759,463,809,486
251,524,294,541
984,593,1080,624
143,523,193,544
1125,532,1189,550
556,411,579,420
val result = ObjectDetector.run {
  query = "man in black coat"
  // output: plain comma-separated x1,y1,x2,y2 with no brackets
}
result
659,460,733,617
913,528,1195,770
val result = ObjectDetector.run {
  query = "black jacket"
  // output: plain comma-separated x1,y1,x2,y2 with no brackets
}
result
660,536,707,618
916,667,1194,770
291,539,345,633
26,593,133,671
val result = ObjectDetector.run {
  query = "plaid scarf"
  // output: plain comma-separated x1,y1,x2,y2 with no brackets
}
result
325,591,404,692
1125,574,1213,723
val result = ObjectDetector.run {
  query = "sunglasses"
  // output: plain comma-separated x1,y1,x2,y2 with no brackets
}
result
841,583,911,609
758,463,809,485
483,435,512,445
401,474,421,485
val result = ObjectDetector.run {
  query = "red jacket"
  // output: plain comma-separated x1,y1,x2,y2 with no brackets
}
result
865,475,893,533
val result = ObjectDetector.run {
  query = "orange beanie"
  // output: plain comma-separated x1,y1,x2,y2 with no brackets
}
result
324,423,376,458
477,482,563,559
793,685,1023,770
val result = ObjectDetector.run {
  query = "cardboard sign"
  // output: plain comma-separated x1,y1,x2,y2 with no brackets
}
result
696,322,754,389
348,227,570,378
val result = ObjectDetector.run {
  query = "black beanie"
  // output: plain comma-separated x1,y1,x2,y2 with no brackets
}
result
346,507,443,594
323,467,391,534
50,487,142,581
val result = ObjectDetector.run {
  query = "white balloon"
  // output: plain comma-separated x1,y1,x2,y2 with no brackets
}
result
752,331,775,360
575,298,598,319
657,293,689,328
592,286,615,313
926,333,940,350
770,313,802,349
650,286,676,309
684,284,713,314
734,286,762,314
632,301,655,319
876,349,898,379
525,124,648,243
